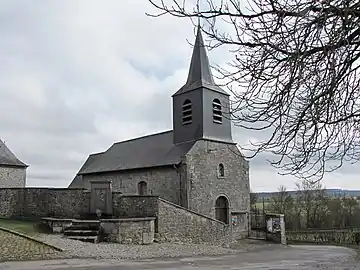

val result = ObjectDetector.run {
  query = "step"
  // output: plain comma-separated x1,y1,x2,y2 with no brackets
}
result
64,230,99,236
67,224,100,230
72,220,100,224
67,235,99,243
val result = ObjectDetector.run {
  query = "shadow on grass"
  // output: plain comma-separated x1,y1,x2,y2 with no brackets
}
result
0,218,41,236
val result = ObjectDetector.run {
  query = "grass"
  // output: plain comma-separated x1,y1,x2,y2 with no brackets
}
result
0,218,39,236
254,202,270,210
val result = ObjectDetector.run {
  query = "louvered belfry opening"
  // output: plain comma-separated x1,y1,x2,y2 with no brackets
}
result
182,99,192,125
212,98,222,124
215,196,229,224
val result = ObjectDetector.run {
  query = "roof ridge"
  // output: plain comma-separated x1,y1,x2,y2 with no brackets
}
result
112,130,173,146
89,152,105,157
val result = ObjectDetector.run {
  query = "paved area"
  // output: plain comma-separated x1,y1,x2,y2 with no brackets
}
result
0,230,61,262
1,245,358,269
34,234,240,259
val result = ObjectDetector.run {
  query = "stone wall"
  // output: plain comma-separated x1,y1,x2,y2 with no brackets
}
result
0,166,26,188
286,229,360,245
0,188,89,219
82,166,182,205
0,189,158,220
157,198,231,244
0,188,241,244
100,217,155,244
185,140,250,219
113,194,159,218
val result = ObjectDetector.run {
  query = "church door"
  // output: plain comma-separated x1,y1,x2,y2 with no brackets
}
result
215,196,229,224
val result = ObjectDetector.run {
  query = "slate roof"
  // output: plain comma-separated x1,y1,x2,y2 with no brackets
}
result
173,26,229,96
68,175,84,188
0,139,28,167
77,131,194,175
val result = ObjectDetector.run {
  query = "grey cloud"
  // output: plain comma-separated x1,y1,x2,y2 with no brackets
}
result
1,0,357,191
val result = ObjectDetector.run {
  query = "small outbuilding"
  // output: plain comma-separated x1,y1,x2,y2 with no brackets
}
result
0,139,28,188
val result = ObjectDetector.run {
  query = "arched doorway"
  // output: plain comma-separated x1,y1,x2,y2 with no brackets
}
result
138,181,148,195
215,196,229,224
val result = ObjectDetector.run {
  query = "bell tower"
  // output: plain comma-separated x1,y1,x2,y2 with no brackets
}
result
172,26,233,144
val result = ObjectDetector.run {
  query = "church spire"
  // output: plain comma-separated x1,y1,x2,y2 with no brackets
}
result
186,25,215,86
173,26,229,96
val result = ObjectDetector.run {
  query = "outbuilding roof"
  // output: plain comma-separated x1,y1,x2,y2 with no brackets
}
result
0,139,28,167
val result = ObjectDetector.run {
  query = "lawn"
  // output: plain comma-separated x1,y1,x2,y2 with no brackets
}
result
0,218,39,236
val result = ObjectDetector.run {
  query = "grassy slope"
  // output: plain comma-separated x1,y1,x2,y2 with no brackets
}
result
0,218,39,236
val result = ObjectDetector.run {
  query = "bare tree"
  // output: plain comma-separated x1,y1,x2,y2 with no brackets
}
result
326,196,344,228
269,185,295,228
250,190,258,210
296,179,328,228
147,0,360,181
269,185,294,214
342,195,358,227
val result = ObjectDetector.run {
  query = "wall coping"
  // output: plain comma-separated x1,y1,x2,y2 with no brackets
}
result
158,198,226,225
120,195,159,199
266,213,284,217
287,229,358,233
0,188,86,191
41,217,156,223
100,217,156,222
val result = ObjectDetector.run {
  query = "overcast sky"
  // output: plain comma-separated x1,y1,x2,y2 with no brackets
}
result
1,0,358,192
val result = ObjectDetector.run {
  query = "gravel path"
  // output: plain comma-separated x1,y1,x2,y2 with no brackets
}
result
35,234,239,260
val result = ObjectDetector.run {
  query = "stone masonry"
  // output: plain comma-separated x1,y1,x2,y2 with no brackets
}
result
157,198,232,244
185,140,250,218
0,166,26,188
0,188,90,218
82,167,181,205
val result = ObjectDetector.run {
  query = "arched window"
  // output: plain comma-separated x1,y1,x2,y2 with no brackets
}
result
212,98,222,124
215,196,229,224
182,99,192,125
218,163,225,177
138,181,148,196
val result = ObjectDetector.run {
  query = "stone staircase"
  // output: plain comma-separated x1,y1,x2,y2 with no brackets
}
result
63,220,101,243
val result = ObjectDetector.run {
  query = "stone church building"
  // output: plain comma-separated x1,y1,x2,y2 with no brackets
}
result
69,27,250,224
0,139,28,188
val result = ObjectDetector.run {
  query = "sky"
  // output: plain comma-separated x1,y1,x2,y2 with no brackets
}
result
0,0,358,192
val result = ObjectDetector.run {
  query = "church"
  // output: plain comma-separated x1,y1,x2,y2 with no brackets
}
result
69,27,250,224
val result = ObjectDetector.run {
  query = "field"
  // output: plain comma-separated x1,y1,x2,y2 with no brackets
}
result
254,202,270,210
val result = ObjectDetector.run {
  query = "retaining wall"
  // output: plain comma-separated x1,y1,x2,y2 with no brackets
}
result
286,229,360,245
157,198,231,244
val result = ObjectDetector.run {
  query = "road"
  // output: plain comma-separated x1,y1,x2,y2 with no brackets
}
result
0,245,358,270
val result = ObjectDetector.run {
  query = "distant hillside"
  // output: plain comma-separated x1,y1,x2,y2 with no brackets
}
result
254,189,360,200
